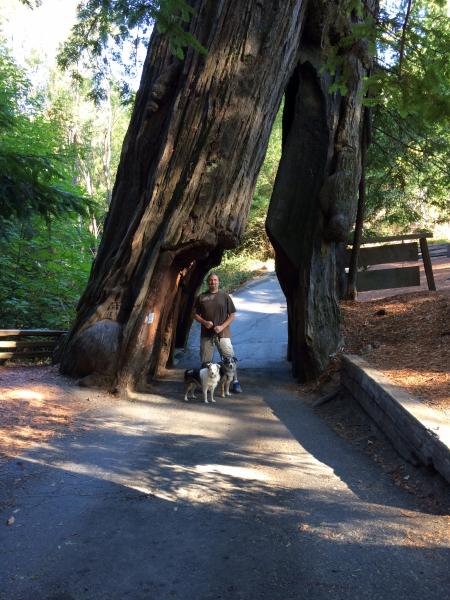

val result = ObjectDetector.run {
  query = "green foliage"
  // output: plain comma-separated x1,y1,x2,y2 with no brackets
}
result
364,0,450,235
209,253,272,295
321,1,449,235
0,216,95,328
235,105,283,261
58,0,206,102
373,1,450,122
0,36,131,328
46,70,131,225
18,1,41,7
319,0,377,96
366,105,449,234
0,44,90,232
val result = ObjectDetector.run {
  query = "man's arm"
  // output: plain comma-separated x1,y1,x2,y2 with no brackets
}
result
213,311,235,334
193,312,214,330
192,295,214,330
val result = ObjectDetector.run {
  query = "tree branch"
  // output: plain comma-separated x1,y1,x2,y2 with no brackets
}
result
372,124,449,173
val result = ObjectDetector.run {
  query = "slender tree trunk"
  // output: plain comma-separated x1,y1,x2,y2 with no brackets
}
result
346,117,368,300
60,0,308,391
102,81,113,206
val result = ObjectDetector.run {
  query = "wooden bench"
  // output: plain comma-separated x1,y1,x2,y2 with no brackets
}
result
346,232,436,293
0,329,67,363
420,242,450,259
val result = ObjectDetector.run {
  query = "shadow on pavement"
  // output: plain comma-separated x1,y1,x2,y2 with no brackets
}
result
1,403,449,600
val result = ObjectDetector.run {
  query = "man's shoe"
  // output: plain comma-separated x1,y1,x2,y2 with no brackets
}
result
231,380,242,394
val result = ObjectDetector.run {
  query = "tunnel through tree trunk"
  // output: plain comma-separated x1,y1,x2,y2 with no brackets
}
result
60,0,375,392
60,0,309,392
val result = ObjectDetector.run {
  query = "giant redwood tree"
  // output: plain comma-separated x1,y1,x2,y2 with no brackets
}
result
60,0,376,391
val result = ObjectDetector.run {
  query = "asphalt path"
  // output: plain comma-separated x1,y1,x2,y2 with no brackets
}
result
176,271,289,369
1,274,449,600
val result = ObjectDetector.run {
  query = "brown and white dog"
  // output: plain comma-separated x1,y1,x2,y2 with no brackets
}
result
219,356,238,397
184,363,221,403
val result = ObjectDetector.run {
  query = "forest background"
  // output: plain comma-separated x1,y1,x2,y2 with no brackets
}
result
0,0,449,330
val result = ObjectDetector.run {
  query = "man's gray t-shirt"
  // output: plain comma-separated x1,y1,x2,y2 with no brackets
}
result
194,291,236,338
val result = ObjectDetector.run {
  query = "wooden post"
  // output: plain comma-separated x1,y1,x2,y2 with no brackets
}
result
419,237,436,291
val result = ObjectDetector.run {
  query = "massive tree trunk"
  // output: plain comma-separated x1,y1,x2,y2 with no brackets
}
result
60,0,374,391
266,0,375,380
60,0,308,391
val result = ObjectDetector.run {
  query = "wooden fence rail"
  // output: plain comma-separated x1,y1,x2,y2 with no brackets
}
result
0,329,67,362
345,232,436,293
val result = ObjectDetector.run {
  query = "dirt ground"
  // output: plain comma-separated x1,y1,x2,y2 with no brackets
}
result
341,291,450,410
341,256,450,414
0,257,449,461
0,365,106,459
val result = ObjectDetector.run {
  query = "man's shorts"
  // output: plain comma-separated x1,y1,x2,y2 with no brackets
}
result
200,336,234,364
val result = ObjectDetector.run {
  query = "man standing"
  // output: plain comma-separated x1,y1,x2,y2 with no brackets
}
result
193,272,242,393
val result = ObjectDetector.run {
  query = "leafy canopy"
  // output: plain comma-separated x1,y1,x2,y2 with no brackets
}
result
364,0,450,234
322,0,449,234
0,215,96,328
0,37,132,328
0,43,91,233
57,0,206,102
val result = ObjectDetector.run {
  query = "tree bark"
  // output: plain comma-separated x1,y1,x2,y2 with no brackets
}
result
266,0,375,380
60,0,308,391
61,0,375,391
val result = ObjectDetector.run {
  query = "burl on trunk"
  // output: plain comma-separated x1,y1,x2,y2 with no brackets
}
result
267,0,373,380
60,0,373,391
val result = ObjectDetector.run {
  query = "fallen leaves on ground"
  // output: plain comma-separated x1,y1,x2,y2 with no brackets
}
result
341,290,450,411
0,365,85,458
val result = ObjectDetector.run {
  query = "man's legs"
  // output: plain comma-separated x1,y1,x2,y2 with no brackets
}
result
200,337,215,365
217,338,242,393
201,337,235,363
217,337,234,359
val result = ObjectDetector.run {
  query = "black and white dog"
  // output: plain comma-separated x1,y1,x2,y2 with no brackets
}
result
184,362,221,403
220,356,238,397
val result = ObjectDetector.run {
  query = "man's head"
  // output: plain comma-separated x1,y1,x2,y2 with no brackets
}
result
207,272,219,293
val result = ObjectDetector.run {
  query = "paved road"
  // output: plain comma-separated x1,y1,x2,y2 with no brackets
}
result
176,272,289,369
1,275,449,600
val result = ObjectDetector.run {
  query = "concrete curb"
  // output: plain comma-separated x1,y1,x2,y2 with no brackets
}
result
341,354,450,485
